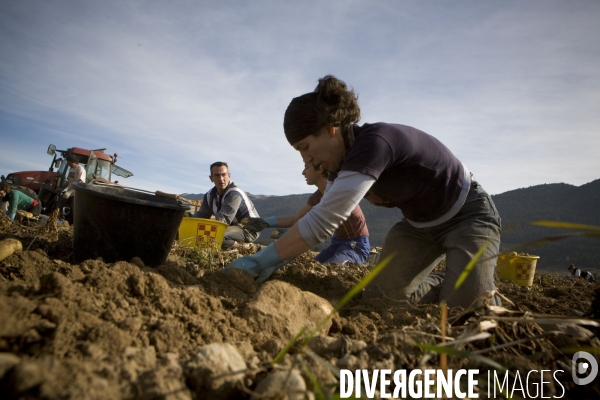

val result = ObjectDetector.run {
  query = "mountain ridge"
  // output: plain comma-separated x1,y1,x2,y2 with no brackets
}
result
181,179,600,272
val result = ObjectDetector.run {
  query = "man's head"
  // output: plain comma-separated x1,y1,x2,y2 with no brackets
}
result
302,163,327,187
209,162,231,194
66,154,79,167
0,181,11,198
568,264,575,272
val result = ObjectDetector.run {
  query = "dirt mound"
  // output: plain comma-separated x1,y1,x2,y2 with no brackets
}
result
1,217,599,399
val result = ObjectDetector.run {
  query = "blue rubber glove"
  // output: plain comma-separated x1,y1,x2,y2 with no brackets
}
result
221,243,291,283
244,216,279,233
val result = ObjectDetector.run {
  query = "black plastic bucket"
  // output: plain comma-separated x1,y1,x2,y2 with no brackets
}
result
72,183,189,266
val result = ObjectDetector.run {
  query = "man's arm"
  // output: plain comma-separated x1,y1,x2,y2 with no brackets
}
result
276,204,314,228
215,192,243,225
193,193,213,218
74,166,85,183
64,166,86,197
6,191,18,219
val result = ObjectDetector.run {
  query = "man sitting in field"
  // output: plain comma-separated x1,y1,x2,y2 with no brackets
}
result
568,264,595,282
194,162,260,250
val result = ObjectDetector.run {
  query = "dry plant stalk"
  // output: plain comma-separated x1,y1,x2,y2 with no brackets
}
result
440,301,448,374
0,209,60,242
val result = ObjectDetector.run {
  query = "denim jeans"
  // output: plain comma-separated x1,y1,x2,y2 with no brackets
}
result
222,224,260,249
315,235,370,265
362,180,502,308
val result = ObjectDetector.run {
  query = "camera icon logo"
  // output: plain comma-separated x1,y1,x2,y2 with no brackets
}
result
572,351,598,385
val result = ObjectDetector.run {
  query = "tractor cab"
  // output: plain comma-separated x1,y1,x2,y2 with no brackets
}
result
37,144,133,216
45,145,133,190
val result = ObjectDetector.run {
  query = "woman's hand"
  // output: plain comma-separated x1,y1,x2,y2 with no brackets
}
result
242,216,278,233
221,243,290,282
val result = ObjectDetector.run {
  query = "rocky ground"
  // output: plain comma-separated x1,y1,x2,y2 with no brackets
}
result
1,214,599,399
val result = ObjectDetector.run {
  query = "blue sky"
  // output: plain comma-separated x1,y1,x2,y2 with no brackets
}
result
1,1,599,197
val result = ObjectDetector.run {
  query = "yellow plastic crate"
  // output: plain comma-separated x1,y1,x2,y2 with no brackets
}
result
497,252,540,287
178,217,228,250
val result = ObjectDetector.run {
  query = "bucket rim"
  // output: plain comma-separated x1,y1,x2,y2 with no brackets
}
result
498,253,540,260
72,182,190,211
180,216,229,228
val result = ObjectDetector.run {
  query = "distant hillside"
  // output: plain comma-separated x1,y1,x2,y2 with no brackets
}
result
492,179,600,272
180,193,204,201
182,178,600,272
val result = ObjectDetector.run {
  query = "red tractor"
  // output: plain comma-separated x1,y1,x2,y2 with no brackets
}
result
2,144,133,220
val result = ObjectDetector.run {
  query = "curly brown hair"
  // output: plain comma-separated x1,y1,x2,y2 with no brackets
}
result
314,75,361,129
0,181,11,194
284,75,361,145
